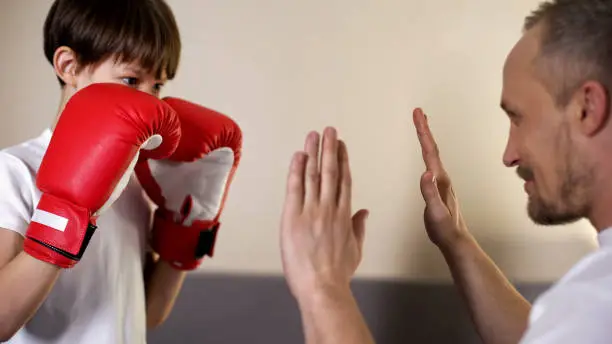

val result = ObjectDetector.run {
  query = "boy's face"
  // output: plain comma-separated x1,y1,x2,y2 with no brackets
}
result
74,57,167,98
55,48,168,100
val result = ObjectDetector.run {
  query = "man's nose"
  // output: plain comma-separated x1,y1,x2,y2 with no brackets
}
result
502,133,519,168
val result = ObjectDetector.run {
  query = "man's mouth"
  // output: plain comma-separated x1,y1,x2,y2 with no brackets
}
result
516,166,534,183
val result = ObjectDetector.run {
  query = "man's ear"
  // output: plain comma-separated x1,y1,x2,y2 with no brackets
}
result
576,80,610,136
53,46,79,88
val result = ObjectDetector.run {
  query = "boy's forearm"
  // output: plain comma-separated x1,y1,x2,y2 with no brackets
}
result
441,234,531,344
0,252,61,341
144,254,186,329
297,285,376,344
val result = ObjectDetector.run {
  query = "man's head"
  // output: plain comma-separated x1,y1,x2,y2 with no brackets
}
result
44,0,181,101
501,0,612,226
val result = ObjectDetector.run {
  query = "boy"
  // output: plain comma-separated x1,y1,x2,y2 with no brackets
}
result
0,1,187,343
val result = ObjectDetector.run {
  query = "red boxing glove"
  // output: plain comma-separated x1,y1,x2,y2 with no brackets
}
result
23,83,181,268
136,98,242,270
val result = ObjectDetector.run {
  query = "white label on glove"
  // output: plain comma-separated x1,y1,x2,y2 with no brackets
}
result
32,209,69,232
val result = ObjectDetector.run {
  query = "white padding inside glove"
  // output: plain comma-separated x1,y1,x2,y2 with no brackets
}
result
147,147,235,226
96,134,163,216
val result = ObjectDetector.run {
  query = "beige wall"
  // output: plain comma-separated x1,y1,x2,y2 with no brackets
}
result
0,0,598,283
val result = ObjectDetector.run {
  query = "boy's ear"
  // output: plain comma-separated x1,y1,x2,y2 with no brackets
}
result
53,46,79,88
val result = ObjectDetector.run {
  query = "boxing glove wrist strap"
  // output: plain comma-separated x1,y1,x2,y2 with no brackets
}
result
151,210,220,270
23,193,97,268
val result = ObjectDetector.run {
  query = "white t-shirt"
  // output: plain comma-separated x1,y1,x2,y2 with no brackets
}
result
0,129,154,344
520,228,612,343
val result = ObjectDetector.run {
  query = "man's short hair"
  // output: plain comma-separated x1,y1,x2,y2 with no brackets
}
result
43,0,181,86
524,0,612,108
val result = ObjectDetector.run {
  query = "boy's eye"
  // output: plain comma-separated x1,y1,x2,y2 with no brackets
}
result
121,77,139,86
153,83,164,91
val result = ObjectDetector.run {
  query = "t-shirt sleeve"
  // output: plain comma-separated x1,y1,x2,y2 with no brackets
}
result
0,151,35,237
519,252,612,344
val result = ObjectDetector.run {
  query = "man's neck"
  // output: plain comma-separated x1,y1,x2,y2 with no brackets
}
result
588,177,612,232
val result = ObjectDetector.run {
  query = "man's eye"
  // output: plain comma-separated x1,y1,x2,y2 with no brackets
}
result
121,77,139,86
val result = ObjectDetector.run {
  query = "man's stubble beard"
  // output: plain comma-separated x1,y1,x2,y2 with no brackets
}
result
527,124,593,226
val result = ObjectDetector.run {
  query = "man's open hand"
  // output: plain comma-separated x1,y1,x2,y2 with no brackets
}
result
280,127,369,302
413,108,469,251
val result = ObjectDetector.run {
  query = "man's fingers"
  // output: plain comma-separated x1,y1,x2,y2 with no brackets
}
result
352,209,369,250
413,108,444,173
338,139,352,210
320,127,340,204
283,151,307,214
304,131,321,204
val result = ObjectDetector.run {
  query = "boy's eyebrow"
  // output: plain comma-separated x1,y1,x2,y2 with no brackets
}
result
124,65,167,82
124,65,145,75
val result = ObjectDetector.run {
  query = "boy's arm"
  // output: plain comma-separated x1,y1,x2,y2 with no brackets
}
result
0,153,64,341
0,229,62,341
143,251,186,329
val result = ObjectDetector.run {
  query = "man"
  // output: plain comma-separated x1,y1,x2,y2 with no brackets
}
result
279,0,612,343
0,1,241,343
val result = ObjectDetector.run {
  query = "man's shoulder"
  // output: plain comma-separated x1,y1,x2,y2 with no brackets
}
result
521,246,612,343
556,240,612,284
538,245,612,300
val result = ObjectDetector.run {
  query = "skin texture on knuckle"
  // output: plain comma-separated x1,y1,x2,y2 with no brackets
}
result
286,175,303,194
340,167,352,187
307,170,320,184
322,161,339,178
425,207,450,227
312,213,332,233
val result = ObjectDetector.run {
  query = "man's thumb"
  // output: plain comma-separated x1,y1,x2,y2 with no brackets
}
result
352,209,369,247
420,171,444,208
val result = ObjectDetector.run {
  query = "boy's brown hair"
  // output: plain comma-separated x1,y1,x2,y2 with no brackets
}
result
43,0,181,86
